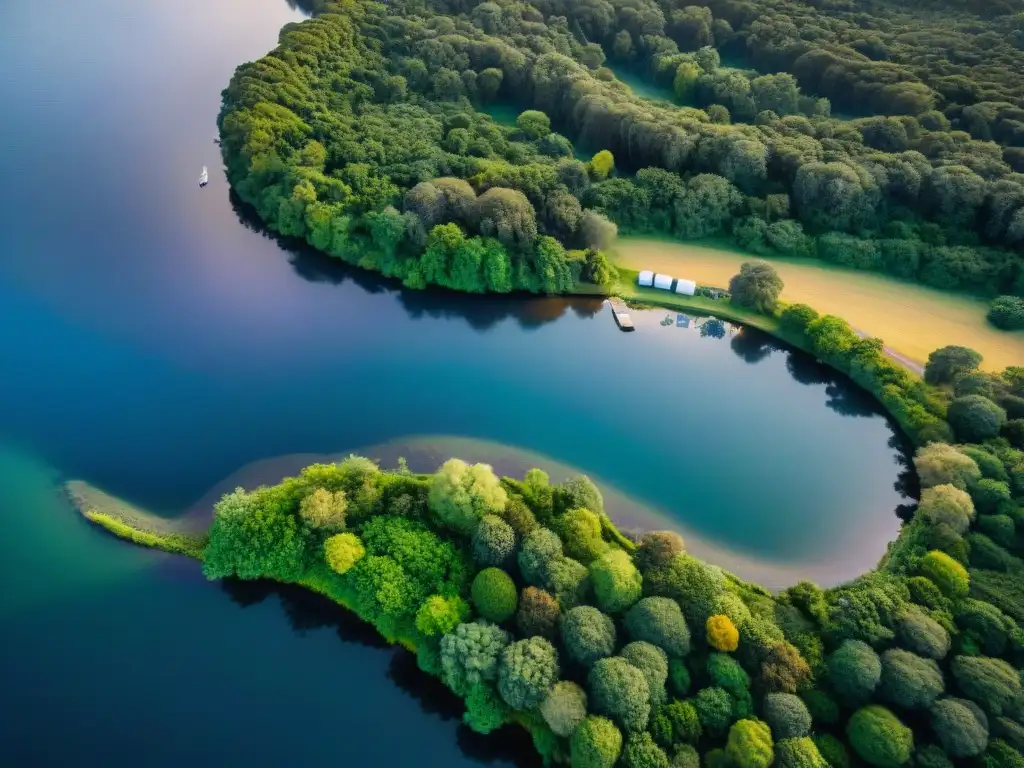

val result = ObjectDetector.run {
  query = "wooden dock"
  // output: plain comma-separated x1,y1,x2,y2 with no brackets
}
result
607,299,635,332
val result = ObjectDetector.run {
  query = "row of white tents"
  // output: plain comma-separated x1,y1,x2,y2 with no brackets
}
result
637,270,696,296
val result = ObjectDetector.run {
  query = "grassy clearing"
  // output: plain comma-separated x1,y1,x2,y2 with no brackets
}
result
612,236,1024,371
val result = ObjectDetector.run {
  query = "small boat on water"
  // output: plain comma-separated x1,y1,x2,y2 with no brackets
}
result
199,166,209,188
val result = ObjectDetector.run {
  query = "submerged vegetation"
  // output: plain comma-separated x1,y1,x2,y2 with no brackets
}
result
221,0,1024,299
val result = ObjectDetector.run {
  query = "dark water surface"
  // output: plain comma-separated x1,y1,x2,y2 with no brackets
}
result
0,0,909,763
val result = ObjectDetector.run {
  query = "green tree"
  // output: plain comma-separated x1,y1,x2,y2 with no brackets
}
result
948,395,1008,442
989,296,1024,330
827,640,881,704
846,706,914,768
429,459,507,534
924,346,983,385
517,586,561,639
729,261,784,314
472,567,518,622
931,697,989,757
540,680,588,737
727,719,775,768
498,636,560,709
896,607,950,660
620,641,669,706
463,682,511,734
590,549,643,613
878,649,944,710
775,738,828,768
299,487,348,532
917,484,975,535
695,687,734,736
324,532,365,575
472,515,516,566
635,531,686,572
913,444,981,490
563,605,617,667
920,550,970,597
415,594,470,637
623,733,671,768
950,656,1023,716
440,620,511,695
571,715,623,768
589,656,652,732
764,693,812,739
516,110,552,139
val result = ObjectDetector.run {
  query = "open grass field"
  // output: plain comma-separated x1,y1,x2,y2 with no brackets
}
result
612,237,1024,371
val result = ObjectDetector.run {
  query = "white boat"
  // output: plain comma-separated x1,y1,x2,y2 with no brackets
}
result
199,166,209,188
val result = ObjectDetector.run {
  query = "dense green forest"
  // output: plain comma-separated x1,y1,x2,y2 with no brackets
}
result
117,328,1024,768
220,0,1024,296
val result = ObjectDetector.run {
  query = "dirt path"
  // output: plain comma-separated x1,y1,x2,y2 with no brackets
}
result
614,238,1024,371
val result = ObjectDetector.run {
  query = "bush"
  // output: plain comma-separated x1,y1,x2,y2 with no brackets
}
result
571,715,623,768
896,607,950,660
440,621,511,695
913,444,981,490
518,528,563,585
429,459,507,534
780,304,819,335
540,680,588,737
621,641,669,706
846,705,914,767
501,496,538,539
931,697,990,757
878,649,944,709
708,653,750,696
920,550,970,597
989,296,1024,330
956,599,1014,656
625,597,692,657
973,479,1013,515
546,555,591,608
416,594,469,637
924,346,982,385
590,549,643,613
764,693,812,739
556,507,609,564
951,655,1023,716
959,446,1009,482
671,744,700,768
707,614,740,651
813,734,849,768
563,605,617,667
916,484,975,534
463,683,510,734
644,554,727,627
589,656,652,732
635,531,686,572
726,719,775,768
762,641,812,693
665,700,702,744
948,395,1008,442
516,586,560,639
472,567,518,623
472,515,516,565
324,532,365,574
775,738,828,768
622,733,671,768
695,686,734,736
560,475,604,514
498,636,560,710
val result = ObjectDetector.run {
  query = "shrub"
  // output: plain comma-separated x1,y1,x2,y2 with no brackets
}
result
695,686,734,736
931,697,990,757
589,656,652,732
878,649,944,709
959,446,1009,482
920,550,970,597
622,733,671,768
498,636,560,710
299,487,348,532
415,594,469,637
896,607,950,660
846,705,914,767
625,596,692,657
775,738,828,768
780,304,819,335
516,586,560,639
324,532,365,574
989,296,1024,330
463,683,510,734
644,554,727,627
947,395,1008,442
916,484,975,534
547,555,591,608
472,567,518,623
671,744,700,768
913,444,981,490
707,614,740,651
763,693,812,739
440,621,511,695
762,641,812,693
906,576,951,611
563,605,617,666
951,655,1023,716
635,531,686,571
472,515,516,566
726,719,775,768
540,680,588,737
956,599,1014,656
924,346,982,385
590,549,643,613
571,715,623,768
621,641,669,706
429,459,507,534
973,479,1013,515
556,507,609,564
813,734,849,768
561,475,605,514
501,496,538,539
518,528,563,585
664,700,702,744
708,653,750,696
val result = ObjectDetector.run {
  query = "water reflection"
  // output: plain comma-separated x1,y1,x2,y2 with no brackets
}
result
229,191,604,332
220,578,540,767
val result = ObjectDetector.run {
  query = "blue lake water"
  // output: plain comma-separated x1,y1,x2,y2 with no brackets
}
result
0,0,911,763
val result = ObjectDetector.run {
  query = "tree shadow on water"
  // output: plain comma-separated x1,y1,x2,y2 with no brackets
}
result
229,191,603,332
729,327,782,364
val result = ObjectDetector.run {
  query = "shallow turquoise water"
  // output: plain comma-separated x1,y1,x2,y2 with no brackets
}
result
0,0,911,763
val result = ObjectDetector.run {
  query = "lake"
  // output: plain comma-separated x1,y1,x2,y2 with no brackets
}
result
0,0,911,764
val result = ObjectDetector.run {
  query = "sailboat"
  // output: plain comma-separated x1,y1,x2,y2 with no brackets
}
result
199,166,209,188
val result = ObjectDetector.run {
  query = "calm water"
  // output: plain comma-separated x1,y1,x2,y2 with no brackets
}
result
0,0,910,763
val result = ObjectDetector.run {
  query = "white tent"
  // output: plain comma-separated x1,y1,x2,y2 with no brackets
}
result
675,278,696,296
638,270,654,287
654,273,673,290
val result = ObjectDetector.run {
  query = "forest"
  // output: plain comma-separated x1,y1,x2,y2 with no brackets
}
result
179,323,1024,768
219,0,1024,297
